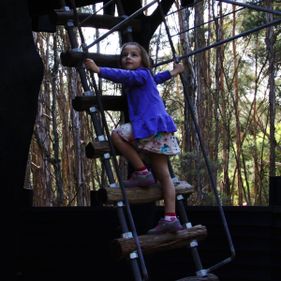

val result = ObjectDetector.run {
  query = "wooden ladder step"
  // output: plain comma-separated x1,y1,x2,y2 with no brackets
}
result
72,96,126,113
54,9,141,30
112,224,207,259
105,180,193,204
85,141,113,158
176,273,219,281
60,50,120,68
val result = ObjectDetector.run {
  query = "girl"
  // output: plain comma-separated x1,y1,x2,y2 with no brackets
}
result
84,42,184,234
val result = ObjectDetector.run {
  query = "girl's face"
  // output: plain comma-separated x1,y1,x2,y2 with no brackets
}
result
121,45,142,70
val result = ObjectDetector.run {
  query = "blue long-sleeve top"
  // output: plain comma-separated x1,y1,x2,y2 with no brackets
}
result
99,67,177,139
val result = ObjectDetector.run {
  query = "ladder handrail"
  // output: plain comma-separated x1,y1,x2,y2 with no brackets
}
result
64,1,149,280
156,0,236,273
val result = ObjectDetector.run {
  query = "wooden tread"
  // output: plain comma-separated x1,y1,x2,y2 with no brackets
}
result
85,141,116,158
105,180,193,204
112,224,207,259
54,10,141,31
72,96,126,113
60,50,120,68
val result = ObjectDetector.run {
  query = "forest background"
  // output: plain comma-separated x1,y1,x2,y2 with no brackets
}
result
25,0,281,207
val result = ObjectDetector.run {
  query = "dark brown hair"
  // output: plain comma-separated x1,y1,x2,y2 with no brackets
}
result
120,42,151,68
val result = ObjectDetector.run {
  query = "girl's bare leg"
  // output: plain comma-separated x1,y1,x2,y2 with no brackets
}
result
111,131,144,170
150,153,176,213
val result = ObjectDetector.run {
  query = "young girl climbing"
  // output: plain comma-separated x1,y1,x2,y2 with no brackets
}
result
84,42,184,234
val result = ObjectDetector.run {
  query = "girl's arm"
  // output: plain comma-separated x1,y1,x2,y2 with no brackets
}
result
84,58,100,73
154,63,184,84
169,63,184,77
84,60,148,86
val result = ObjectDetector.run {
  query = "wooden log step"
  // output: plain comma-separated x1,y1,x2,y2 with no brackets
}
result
54,10,141,31
85,141,121,158
60,50,120,68
105,180,193,204
112,224,207,259
72,95,126,112
176,273,219,281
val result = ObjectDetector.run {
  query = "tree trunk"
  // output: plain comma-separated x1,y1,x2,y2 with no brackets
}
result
265,0,276,177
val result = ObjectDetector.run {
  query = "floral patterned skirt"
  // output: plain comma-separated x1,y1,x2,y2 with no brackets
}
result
113,123,180,156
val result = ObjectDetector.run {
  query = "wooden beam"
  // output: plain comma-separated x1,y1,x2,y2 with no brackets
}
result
85,141,122,158
85,141,121,158
60,50,120,68
112,224,207,259
72,95,127,112
54,10,142,31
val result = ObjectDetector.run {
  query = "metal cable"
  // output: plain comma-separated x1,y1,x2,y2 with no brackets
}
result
86,71,149,281
80,0,116,26
85,0,159,50
218,0,281,16
153,17,281,68
69,1,149,279
157,0,236,272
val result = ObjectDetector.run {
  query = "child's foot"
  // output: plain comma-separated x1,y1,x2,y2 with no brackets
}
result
147,218,184,235
123,171,155,187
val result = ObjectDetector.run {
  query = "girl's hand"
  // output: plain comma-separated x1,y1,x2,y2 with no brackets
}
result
84,58,100,73
170,63,184,76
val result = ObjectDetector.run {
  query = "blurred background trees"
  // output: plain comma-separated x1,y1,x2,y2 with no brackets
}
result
25,1,281,206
